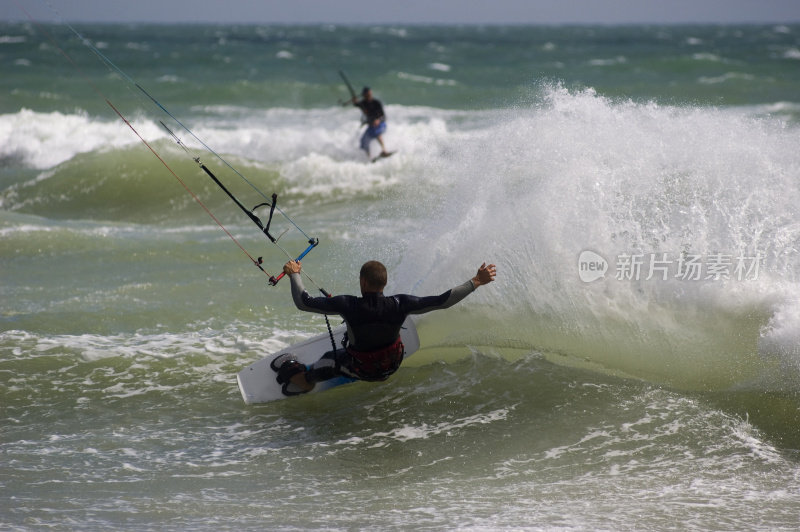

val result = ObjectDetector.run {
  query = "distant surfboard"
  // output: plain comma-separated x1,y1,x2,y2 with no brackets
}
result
236,316,420,404
371,150,396,163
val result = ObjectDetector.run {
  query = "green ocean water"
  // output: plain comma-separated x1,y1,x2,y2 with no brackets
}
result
3,23,800,114
3,21,800,531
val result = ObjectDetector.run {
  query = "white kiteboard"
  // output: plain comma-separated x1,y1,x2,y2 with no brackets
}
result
237,317,420,404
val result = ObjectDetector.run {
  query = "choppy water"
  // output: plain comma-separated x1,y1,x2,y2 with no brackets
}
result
2,18,800,531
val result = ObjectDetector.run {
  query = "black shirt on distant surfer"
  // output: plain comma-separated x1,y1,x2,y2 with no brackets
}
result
355,96,384,127
352,86,391,160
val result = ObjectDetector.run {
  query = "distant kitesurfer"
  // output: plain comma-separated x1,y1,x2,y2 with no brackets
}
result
352,86,391,160
273,260,497,394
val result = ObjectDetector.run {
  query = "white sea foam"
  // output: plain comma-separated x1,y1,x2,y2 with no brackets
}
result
1,324,290,364
698,72,757,84
397,71,457,86
588,56,627,66
0,108,158,169
691,52,723,62
783,48,800,60
333,408,512,446
0,35,26,44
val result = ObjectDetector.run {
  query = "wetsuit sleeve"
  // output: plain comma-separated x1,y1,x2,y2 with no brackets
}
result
402,279,476,315
289,273,345,315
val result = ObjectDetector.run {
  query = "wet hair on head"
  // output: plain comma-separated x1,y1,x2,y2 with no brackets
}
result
360,260,387,289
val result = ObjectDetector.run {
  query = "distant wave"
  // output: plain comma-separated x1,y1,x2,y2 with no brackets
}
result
0,109,150,170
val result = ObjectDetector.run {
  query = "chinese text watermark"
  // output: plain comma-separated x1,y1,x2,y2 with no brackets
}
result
578,250,763,283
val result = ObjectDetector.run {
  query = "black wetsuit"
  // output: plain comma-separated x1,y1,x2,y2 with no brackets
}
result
289,273,476,382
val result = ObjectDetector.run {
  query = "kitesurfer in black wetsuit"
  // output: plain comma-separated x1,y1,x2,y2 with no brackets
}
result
352,87,390,159
273,259,497,395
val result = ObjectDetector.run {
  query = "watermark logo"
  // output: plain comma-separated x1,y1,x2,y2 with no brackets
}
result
578,250,764,283
578,250,609,283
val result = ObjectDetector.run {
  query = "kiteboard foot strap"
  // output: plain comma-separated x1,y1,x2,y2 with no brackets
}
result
271,354,313,396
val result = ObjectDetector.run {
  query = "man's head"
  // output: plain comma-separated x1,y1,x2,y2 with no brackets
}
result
362,86,372,100
360,260,387,293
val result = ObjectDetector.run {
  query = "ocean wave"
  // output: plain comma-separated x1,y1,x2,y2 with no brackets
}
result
396,71,458,86
0,108,152,170
0,104,482,219
588,56,627,66
4,84,800,394
698,72,757,85
784,48,800,60
0,35,27,44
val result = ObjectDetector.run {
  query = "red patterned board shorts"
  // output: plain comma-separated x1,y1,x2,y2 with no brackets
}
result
345,337,405,381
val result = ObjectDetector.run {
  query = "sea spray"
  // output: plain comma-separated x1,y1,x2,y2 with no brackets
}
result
399,84,800,391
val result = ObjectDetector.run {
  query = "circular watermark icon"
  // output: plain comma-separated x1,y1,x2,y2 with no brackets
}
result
578,250,609,283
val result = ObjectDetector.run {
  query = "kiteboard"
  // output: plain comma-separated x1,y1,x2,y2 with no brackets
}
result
371,151,396,163
236,316,420,404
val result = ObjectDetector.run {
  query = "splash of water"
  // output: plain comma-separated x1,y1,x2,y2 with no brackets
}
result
401,84,800,392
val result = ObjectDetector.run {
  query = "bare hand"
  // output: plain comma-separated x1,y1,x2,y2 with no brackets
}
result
472,262,496,287
283,260,301,275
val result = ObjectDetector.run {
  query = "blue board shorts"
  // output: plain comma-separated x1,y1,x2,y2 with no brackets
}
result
360,121,387,152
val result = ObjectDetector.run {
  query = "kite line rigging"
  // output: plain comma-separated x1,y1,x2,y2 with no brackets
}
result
159,120,324,289
19,1,329,295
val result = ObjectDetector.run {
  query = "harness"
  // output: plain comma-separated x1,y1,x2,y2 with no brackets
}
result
344,337,405,382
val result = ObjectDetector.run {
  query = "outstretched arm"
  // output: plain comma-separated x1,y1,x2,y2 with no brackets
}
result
405,262,497,315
